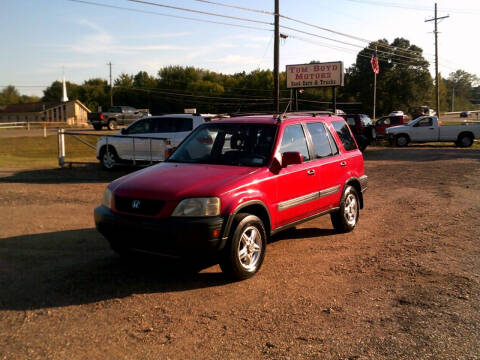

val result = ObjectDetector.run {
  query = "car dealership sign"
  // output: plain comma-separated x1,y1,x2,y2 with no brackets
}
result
286,62,344,88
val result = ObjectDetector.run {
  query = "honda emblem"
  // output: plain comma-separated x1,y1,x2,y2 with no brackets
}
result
131,200,141,209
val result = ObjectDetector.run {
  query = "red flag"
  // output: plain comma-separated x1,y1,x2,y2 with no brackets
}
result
370,50,380,74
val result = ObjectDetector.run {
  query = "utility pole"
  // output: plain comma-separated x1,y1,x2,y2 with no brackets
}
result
107,61,113,106
451,87,455,112
273,0,280,113
425,3,449,119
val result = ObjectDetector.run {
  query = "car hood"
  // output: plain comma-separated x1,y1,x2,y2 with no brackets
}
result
386,125,409,133
111,162,262,200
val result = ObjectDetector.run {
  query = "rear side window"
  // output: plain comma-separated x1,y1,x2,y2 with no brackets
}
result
280,124,310,161
152,118,193,133
306,122,335,158
331,121,357,151
346,117,356,127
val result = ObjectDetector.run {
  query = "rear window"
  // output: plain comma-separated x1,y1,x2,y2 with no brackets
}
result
360,114,372,126
152,118,193,133
331,121,357,151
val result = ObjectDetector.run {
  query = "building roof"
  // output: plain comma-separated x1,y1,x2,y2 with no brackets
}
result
0,99,90,114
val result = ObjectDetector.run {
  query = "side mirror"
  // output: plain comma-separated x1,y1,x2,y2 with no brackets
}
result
120,128,127,135
281,152,303,168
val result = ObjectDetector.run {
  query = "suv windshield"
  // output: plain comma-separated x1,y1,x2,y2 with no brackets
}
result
168,123,277,166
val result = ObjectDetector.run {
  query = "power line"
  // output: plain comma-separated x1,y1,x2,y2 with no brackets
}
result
66,0,271,31
190,0,274,16
342,0,479,15
288,34,428,68
126,0,273,25
281,25,427,63
115,86,275,101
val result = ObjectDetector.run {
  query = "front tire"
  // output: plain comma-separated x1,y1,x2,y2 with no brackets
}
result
220,214,266,281
100,146,119,170
331,185,360,233
395,134,409,147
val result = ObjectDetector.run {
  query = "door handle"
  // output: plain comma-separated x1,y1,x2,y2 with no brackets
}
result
307,169,315,176
340,161,347,167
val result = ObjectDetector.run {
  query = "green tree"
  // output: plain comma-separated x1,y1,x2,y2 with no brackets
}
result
0,85,21,105
114,73,134,87
443,70,479,111
42,81,82,102
347,38,432,118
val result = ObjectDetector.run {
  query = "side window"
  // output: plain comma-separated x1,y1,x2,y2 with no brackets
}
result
346,117,356,127
331,121,357,151
416,118,433,127
127,119,150,134
390,117,399,125
384,118,391,125
306,122,333,158
280,124,310,161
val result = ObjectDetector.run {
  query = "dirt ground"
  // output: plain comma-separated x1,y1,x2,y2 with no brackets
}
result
0,145,479,360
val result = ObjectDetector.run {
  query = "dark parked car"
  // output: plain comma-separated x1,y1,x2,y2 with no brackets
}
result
375,114,408,136
95,113,367,280
340,114,376,151
88,106,150,130
460,111,471,118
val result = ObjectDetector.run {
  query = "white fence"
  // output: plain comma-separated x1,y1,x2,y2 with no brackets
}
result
57,129,172,168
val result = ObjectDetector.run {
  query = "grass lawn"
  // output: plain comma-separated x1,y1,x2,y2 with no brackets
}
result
0,134,99,168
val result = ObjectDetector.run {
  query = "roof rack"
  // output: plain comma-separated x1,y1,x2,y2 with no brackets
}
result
228,110,334,123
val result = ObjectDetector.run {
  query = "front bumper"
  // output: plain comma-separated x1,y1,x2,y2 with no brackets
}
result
94,205,225,257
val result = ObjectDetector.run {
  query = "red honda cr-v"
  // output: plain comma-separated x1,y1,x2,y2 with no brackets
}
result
95,113,367,280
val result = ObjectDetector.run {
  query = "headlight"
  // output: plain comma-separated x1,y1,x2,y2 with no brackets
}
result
172,197,220,217
102,187,113,209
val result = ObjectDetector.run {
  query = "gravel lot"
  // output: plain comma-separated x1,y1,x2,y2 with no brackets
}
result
0,146,479,359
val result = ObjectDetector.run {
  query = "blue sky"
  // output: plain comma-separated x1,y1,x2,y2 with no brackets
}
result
1,0,479,97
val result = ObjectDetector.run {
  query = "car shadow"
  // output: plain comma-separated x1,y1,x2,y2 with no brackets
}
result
0,229,230,311
364,147,480,162
0,163,134,184
270,227,336,243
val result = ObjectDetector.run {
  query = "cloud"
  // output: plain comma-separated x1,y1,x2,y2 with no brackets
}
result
123,32,192,40
208,55,260,65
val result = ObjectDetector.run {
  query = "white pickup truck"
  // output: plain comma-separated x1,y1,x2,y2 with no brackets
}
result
386,116,480,147
96,114,206,169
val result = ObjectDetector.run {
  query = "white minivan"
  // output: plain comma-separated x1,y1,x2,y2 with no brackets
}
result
96,114,206,169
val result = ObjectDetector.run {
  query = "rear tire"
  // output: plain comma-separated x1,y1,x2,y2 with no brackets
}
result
100,146,119,170
220,214,266,281
107,120,117,131
456,134,473,147
331,185,360,233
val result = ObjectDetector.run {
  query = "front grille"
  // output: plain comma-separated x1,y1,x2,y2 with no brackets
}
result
115,196,165,216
